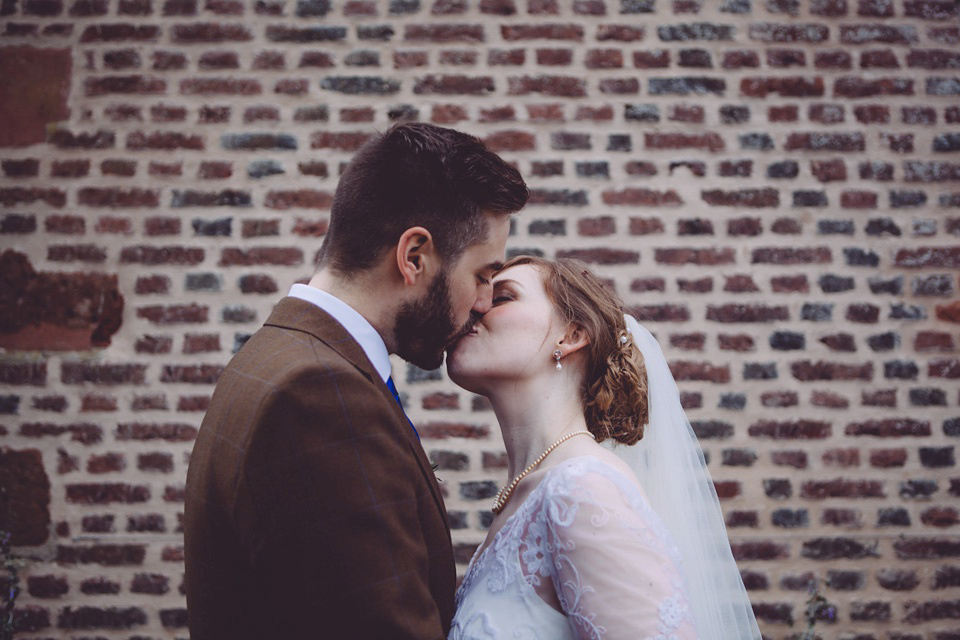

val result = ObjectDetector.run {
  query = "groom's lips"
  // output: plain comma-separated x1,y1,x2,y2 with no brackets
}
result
446,326,478,352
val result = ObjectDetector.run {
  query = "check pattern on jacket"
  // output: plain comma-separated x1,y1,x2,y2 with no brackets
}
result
184,297,456,639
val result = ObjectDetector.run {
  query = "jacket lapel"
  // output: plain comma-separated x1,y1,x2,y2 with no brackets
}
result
262,297,450,527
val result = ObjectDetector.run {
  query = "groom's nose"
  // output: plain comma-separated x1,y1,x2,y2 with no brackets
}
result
472,285,493,315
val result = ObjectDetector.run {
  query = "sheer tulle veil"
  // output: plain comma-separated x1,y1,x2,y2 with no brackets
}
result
611,315,762,639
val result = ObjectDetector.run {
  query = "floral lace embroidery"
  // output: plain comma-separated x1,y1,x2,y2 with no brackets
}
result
450,458,695,640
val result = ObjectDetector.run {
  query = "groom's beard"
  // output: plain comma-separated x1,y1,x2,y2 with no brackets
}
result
394,269,474,371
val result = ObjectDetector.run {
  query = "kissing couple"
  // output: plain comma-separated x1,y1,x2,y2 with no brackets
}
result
184,123,761,639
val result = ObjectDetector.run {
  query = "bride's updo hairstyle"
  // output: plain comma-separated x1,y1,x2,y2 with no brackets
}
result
499,255,649,445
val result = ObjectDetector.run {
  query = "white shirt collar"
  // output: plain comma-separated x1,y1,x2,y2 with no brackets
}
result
287,283,392,383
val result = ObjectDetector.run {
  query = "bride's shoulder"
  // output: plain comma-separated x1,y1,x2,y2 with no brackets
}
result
540,450,647,504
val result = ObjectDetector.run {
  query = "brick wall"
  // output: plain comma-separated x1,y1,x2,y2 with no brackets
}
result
1,0,959,637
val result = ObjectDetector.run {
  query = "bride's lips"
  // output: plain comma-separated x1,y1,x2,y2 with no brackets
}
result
446,326,479,353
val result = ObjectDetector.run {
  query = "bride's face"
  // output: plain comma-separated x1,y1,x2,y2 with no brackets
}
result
446,264,561,394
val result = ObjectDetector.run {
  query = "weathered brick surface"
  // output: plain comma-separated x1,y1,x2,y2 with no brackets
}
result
2,2,959,636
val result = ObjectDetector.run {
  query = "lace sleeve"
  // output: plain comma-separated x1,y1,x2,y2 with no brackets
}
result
524,462,699,640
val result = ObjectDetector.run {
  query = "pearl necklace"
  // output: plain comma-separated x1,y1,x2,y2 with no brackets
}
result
491,430,596,514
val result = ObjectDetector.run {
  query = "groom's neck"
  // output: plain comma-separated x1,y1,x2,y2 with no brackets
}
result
307,266,400,352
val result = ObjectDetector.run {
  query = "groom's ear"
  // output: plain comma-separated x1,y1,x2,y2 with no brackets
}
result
396,226,435,286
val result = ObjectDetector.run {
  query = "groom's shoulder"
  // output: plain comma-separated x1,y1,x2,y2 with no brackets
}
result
229,322,363,384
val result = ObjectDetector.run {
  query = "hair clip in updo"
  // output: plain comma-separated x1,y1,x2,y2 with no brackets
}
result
620,335,628,345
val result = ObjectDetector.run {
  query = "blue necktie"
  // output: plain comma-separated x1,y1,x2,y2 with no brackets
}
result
386,376,420,441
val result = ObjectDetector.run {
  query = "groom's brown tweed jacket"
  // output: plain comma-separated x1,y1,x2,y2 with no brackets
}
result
184,297,456,639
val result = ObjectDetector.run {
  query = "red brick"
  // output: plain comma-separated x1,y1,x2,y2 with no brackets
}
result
846,419,931,437
121,246,203,265
811,159,847,182
768,105,798,122
762,391,798,407
116,422,198,441
703,189,779,208
177,395,210,412
721,50,759,70
915,331,956,352
585,48,622,68
253,50,285,69
823,447,860,467
771,450,807,468
310,131,372,151
180,78,261,95
483,130,535,152
44,215,85,235
628,217,664,235
144,217,181,236
929,358,960,379
534,48,571,65
527,104,565,122
895,247,960,269
627,304,689,323
834,76,914,98
937,301,960,323
723,275,760,292
66,483,149,504
264,190,333,210
634,50,671,68
629,278,665,293
394,50,429,69
714,481,740,500
501,23,582,41
58,544,145,565
556,248,638,265
138,452,174,473
752,247,830,264
801,479,884,499
668,361,730,383
0,187,67,208
420,422,490,439
292,218,329,237
791,360,873,381
646,132,723,152
171,22,251,42
602,188,682,207
741,76,824,97
731,542,789,561
404,24,484,42
48,158,90,178
47,244,106,263
507,75,585,97
749,420,831,440
655,248,734,266
921,507,959,528
183,333,220,353
422,392,459,410
578,217,615,236
597,24,644,41
81,394,118,412
136,304,208,324
148,162,181,177
134,275,170,295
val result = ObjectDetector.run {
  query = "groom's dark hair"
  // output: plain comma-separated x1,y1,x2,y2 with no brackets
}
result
316,122,528,274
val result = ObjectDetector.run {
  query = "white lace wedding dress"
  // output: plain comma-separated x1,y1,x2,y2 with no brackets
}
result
449,456,699,640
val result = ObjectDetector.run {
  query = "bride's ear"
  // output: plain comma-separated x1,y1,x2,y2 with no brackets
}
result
558,324,590,356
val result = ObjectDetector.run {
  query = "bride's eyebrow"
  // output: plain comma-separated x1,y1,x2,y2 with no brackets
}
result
493,278,522,291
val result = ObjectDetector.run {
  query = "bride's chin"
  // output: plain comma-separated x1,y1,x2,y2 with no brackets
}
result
446,362,484,395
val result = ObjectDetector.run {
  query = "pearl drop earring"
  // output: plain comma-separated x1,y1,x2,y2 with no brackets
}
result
554,349,562,370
